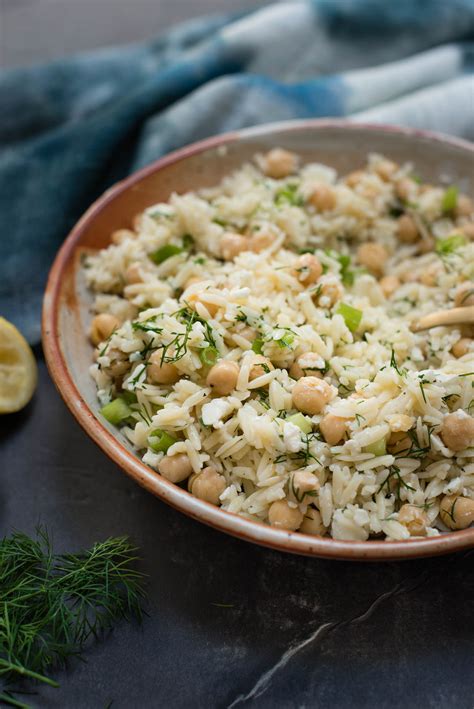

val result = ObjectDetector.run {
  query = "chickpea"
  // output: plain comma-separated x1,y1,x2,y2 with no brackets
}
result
379,275,400,298
460,223,474,240
420,263,442,287
220,232,250,261
125,263,143,284
439,495,474,530
237,326,255,342
356,242,388,277
262,148,297,179
319,413,347,445
268,499,303,531
417,237,435,254
158,453,193,483
397,214,419,243
455,195,474,218
292,376,333,415
90,313,120,346
440,412,474,452
289,353,324,380
454,282,474,307
189,466,226,505
186,289,219,317
184,276,203,290
249,355,274,382
395,178,415,202
314,279,344,307
374,159,398,182
308,184,336,212
388,414,414,433
291,253,323,286
387,431,411,455
250,230,275,253
451,337,472,358
107,351,130,378
109,359,130,378
419,184,434,195
300,507,327,536
345,170,365,188
193,295,219,318
292,470,319,497
148,351,179,385
398,504,427,536
460,324,474,338
111,228,135,245
206,360,239,395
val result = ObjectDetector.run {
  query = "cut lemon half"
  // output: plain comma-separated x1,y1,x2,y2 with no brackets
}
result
0,317,38,414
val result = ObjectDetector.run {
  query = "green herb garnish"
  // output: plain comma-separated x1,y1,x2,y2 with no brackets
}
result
149,244,183,264
274,183,303,207
441,185,458,213
100,397,132,425
389,348,406,377
0,528,145,706
148,429,177,453
286,413,313,435
182,234,194,250
199,346,219,366
363,438,387,457
251,338,264,354
378,465,416,500
435,234,466,255
336,302,362,333
336,253,355,286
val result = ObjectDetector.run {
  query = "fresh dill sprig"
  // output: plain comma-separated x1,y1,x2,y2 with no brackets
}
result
132,305,218,367
389,348,407,377
378,465,416,501
0,528,146,706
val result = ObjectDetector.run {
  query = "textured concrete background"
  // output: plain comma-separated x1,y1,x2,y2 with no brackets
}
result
1,2,474,707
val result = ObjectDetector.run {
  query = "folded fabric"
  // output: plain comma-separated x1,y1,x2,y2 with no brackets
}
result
1,0,473,344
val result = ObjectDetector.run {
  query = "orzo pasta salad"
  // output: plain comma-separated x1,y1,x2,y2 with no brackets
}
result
84,149,474,541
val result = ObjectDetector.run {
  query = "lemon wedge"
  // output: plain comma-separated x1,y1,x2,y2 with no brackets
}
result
0,317,38,414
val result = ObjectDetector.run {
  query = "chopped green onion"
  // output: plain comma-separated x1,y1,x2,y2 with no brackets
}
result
100,398,132,425
435,233,466,255
287,413,313,434
251,338,264,354
148,429,177,453
337,254,355,286
336,302,362,332
199,346,219,366
120,391,138,405
149,207,174,220
363,438,387,457
182,233,195,250
149,244,183,264
441,185,458,213
275,332,294,348
274,183,304,207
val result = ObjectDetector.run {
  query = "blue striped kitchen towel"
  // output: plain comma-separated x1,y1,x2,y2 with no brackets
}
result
1,0,473,342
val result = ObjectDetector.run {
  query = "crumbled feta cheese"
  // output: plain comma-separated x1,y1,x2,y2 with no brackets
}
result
283,421,303,452
201,399,231,428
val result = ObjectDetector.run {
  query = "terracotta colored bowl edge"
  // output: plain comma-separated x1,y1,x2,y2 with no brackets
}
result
42,119,474,561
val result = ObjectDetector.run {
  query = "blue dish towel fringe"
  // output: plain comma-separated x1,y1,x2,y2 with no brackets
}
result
1,0,473,343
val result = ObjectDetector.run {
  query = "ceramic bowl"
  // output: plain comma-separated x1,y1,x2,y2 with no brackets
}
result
43,120,474,560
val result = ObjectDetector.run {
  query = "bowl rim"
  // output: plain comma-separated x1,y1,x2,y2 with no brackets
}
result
42,118,474,561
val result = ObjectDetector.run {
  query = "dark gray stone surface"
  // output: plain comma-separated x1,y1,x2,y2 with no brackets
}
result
1,1,473,706
1,355,473,708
